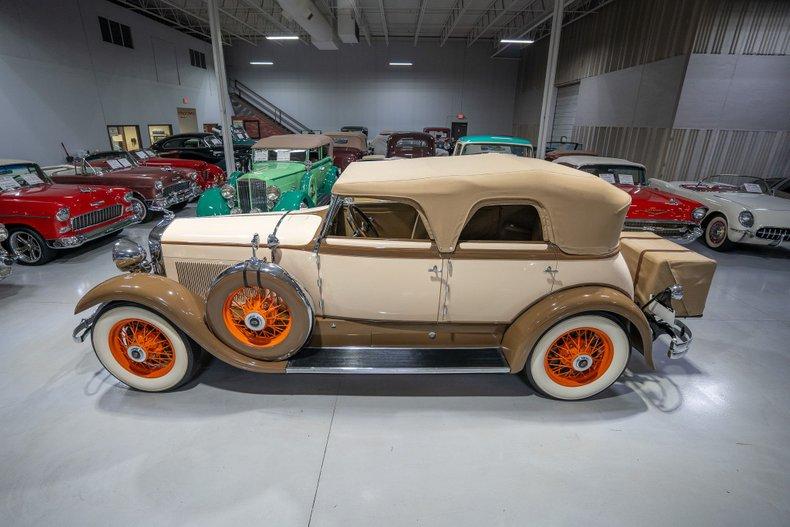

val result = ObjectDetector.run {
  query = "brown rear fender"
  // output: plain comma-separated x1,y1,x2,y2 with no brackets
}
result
501,285,654,373
75,273,286,373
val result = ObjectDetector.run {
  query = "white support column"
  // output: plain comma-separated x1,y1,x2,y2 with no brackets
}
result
536,0,564,160
207,0,235,172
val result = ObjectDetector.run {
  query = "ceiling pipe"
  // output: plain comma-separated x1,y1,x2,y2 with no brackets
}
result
276,0,338,50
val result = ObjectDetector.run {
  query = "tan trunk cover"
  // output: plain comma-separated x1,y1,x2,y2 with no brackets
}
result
619,233,716,317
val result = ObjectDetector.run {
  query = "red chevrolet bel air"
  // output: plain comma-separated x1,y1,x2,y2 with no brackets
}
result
0,159,142,265
555,155,707,242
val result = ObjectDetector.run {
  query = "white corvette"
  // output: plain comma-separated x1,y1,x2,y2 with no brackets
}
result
651,175,790,250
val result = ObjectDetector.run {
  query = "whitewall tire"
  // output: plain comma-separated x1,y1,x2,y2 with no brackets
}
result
526,315,630,400
92,305,198,392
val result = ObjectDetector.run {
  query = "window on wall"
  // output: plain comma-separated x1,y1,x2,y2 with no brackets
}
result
189,49,207,69
98,17,133,49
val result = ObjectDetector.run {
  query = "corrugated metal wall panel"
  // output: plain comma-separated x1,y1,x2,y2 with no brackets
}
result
571,125,671,176
693,0,790,54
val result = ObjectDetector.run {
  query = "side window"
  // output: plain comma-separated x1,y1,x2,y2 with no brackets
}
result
460,204,543,242
163,138,185,149
309,148,321,163
329,199,431,240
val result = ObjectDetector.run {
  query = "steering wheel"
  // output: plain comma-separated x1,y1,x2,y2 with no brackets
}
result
348,205,380,238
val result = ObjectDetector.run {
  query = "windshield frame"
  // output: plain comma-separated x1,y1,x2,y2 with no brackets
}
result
697,174,769,194
0,162,53,190
459,142,534,158
578,164,647,186
83,151,138,173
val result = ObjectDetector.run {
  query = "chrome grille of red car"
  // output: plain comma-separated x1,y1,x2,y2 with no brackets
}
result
236,179,267,213
70,205,122,231
623,220,695,237
163,181,190,196
756,227,790,242
174,260,229,299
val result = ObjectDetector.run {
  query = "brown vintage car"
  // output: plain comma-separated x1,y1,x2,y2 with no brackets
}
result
325,131,367,171
46,151,200,219
386,132,436,158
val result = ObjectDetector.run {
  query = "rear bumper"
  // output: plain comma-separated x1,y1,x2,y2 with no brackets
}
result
48,214,141,249
624,220,702,244
0,248,12,279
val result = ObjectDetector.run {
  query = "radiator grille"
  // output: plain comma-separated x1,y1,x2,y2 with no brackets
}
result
164,181,190,196
237,179,267,213
174,261,229,299
756,227,790,242
71,205,122,231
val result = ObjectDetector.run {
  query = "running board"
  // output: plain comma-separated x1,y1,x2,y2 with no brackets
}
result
286,347,511,374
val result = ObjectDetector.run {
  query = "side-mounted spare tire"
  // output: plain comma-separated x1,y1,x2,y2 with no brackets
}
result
205,261,314,361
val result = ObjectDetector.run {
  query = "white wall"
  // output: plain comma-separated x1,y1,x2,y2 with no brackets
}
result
0,0,222,164
226,40,518,137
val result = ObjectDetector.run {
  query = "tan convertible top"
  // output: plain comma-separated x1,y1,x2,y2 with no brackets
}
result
325,131,367,151
254,134,333,153
334,153,631,255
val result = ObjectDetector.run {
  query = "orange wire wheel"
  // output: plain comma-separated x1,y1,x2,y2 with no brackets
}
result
544,327,614,387
222,287,293,348
108,318,176,378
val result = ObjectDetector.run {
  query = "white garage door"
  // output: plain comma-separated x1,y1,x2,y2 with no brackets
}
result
551,83,579,142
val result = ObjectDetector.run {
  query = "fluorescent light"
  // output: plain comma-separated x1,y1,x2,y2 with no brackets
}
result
250,61,274,65
389,62,413,66
500,38,534,44
266,35,298,40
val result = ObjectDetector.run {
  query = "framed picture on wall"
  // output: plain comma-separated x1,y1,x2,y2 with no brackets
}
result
148,124,173,144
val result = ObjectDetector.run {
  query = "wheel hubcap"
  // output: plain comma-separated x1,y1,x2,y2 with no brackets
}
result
126,345,147,363
244,312,266,331
544,327,614,387
709,220,726,245
10,232,42,263
108,318,175,378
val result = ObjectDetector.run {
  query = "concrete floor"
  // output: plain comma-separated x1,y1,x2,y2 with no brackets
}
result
1,204,788,526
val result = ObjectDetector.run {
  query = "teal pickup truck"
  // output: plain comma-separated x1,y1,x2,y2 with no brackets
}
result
452,135,535,158
197,134,339,216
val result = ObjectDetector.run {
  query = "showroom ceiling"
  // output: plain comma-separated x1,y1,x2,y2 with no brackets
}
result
112,0,612,56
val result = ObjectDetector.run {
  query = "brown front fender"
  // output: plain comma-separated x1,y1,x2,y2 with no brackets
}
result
75,273,286,373
501,285,654,373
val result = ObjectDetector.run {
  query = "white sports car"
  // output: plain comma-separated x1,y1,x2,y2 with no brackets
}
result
651,175,790,250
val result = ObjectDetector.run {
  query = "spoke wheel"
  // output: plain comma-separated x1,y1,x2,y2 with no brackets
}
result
222,287,292,348
704,216,732,251
544,327,614,387
108,318,176,378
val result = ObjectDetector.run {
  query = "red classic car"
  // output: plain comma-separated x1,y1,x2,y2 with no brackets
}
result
386,132,436,158
45,151,201,219
0,159,142,265
130,148,225,189
326,131,367,171
555,155,708,242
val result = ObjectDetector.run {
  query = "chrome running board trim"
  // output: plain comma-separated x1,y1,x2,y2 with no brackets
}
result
286,347,510,374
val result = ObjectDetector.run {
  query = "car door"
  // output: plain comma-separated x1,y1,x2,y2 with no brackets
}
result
443,203,557,323
317,200,443,321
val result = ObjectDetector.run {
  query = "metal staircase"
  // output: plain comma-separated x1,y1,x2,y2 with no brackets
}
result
229,79,314,134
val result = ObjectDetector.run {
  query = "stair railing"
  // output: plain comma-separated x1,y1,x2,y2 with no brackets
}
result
230,79,315,134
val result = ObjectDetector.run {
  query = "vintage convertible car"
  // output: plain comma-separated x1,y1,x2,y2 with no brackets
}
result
130,149,225,190
0,223,12,278
651,174,790,250
0,159,142,265
46,152,200,220
150,132,252,172
386,132,436,158
453,135,535,158
72,154,715,400
556,156,707,242
196,134,339,216
325,131,367,171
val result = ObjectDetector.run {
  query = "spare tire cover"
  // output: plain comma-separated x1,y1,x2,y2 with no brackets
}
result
205,263,313,361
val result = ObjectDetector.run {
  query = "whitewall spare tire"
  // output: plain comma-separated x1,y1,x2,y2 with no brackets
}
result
92,305,199,392
525,314,629,400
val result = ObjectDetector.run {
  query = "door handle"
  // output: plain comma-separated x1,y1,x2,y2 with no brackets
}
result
544,265,558,275
428,265,439,273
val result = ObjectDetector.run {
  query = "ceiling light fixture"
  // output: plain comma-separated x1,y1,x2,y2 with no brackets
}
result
250,61,274,65
389,62,413,66
500,38,534,44
266,36,299,40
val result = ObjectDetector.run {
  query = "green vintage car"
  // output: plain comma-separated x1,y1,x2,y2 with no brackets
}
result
196,134,339,216
452,135,535,158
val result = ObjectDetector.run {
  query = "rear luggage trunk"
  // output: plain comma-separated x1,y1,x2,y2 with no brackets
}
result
619,232,716,317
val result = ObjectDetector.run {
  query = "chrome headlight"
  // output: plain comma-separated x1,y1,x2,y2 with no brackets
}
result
266,186,281,207
669,284,684,300
154,180,164,196
55,207,70,222
692,207,706,221
0,224,7,242
123,191,133,203
112,237,150,273
220,184,236,200
187,171,198,180
738,210,754,228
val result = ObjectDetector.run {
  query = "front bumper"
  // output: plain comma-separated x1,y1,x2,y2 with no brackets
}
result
644,298,692,359
624,220,702,244
730,226,790,247
0,248,13,279
48,214,141,249
151,185,201,209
